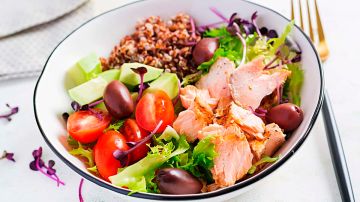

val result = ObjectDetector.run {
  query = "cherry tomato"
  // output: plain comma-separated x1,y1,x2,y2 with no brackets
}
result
93,130,129,181
120,119,150,163
135,90,175,133
67,110,111,144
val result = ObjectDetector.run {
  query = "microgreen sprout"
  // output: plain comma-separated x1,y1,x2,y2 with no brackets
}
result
79,178,84,202
0,104,19,121
1,150,15,162
131,67,148,103
29,147,65,187
113,120,163,166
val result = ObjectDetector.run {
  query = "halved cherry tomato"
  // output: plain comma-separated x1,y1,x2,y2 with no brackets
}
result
93,130,129,181
67,110,111,144
120,119,150,163
135,90,175,133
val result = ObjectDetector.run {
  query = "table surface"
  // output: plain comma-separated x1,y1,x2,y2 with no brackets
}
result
0,0,359,201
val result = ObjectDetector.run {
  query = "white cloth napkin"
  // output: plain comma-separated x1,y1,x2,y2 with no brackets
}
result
0,0,95,80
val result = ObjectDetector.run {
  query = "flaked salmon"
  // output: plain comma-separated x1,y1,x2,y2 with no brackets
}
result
211,124,253,187
229,102,265,140
173,96,213,142
249,123,285,159
180,85,218,110
198,124,225,140
196,57,235,100
229,57,291,109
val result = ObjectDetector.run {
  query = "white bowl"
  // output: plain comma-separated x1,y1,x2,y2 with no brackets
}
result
33,0,324,201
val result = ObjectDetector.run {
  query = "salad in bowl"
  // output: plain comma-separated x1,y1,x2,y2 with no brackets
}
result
34,0,323,200
64,9,303,194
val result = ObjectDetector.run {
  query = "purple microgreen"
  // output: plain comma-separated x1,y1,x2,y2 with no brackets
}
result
209,7,229,23
260,27,268,35
251,12,262,37
29,147,65,187
190,17,196,39
277,84,284,105
70,100,105,120
264,55,280,69
79,178,84,202
88,108,104,121
126,141,137,148
0,104,19,122
226,22,240,36
62,112,69,123
1,150,15,162
88,99,104,108
236,31,247,66
113,120,164,165
249,106,267,118
228,13,238,26
234,18,255,36
131,67,148,103
267,30,278,39
71,101,81,112
197,21,225,32
172,78,181,106
291,54,302,63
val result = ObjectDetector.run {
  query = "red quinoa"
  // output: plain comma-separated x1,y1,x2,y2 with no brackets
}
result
100,13,201,79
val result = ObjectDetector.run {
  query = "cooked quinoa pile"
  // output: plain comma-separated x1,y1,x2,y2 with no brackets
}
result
101,13,201,79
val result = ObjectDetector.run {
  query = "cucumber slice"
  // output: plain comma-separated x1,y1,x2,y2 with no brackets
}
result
68,77,108,105
147,73,179,99
119,63,163,86
67,53,102,85
99,69,121,82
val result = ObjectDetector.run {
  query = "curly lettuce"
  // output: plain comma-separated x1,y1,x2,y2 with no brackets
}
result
109,134,190,194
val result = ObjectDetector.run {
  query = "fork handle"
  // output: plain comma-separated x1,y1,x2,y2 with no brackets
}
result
322,90,355,202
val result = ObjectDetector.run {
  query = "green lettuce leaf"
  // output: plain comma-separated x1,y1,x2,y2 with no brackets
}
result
198,27,244,72
105,119,125,132
248,155,279,175
109,134,190,194
283,63,304,106
269,20,295,54
192,135,217,169
87,165,98,173
163,135,217,183
69,142,94,167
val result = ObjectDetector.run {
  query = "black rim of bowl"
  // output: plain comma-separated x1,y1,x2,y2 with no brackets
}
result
33,0,324,200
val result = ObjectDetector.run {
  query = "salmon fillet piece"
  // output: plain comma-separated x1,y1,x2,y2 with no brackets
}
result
173,96,213,142
180,85,218,110
229,57,291,109
229,102,265,140
196,57,235,100
249,123,286,160
211,124,253,187
198,124,225,140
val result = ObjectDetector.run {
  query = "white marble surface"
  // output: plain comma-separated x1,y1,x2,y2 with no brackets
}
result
0,0,359,201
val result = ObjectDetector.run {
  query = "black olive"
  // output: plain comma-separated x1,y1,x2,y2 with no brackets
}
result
192,38,219,66
156,168,203,194
103,80,134,119
266,103,304,132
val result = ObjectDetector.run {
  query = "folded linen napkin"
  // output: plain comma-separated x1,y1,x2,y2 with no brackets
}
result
0,0,94,80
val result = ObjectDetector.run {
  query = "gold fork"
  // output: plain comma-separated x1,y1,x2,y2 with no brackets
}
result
291,1,355,201
291,0,329,61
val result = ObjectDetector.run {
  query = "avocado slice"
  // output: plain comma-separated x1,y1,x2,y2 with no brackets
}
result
68,76,108,105
119,63,163,86
67,53,102,85
147,73,179,99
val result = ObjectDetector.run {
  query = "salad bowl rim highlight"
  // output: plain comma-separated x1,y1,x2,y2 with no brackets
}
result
33,0,324,200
